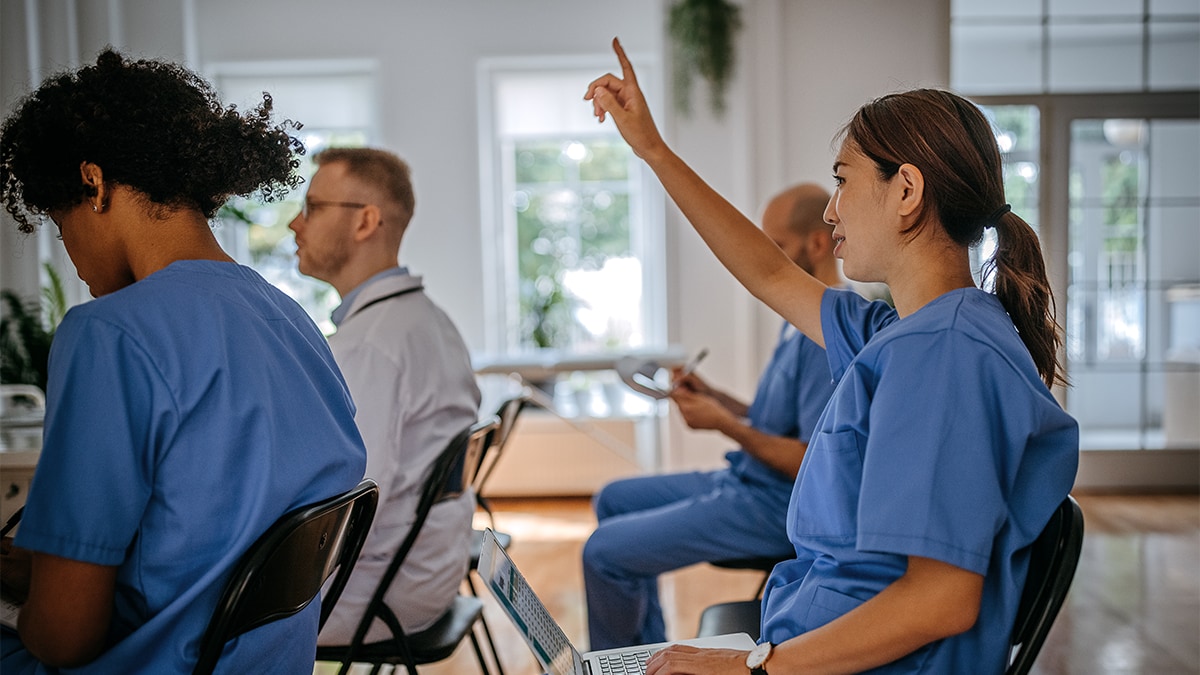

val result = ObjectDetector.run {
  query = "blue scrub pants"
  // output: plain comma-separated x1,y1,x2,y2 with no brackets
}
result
1,627,38,675
582,468,794,650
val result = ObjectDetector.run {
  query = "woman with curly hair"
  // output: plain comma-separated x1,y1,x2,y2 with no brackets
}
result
0,50,366,673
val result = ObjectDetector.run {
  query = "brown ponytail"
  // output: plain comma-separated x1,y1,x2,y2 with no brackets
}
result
842,89,1064,388
982,212,1064,387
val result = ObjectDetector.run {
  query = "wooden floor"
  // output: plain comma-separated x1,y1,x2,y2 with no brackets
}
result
319,492,1200,675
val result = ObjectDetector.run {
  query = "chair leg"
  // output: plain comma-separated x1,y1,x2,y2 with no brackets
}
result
468,630,494,675
476,615,506,675
466,575,507,675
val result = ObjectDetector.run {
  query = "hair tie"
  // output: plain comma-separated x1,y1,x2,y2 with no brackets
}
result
985,203,1011,229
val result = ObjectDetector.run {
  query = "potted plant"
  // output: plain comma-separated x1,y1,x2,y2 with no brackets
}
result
668,0,743,117
1,263,67,393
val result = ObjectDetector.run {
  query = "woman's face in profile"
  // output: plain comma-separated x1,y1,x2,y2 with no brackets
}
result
823,143,900,284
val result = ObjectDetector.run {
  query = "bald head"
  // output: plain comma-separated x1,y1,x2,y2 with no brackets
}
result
764,183,832,239
761,183,836,280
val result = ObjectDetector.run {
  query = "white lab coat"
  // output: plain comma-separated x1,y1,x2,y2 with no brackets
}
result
318,271,481,644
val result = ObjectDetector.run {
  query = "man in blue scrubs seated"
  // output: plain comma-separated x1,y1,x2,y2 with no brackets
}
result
582,183,843,650
0,50,367,673
289,148,481,647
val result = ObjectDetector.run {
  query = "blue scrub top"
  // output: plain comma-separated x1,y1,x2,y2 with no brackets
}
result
6,261,367,674
760,288,1078,674
727,321,836,487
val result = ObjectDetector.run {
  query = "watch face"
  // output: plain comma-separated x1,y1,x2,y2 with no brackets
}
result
746,641,773,668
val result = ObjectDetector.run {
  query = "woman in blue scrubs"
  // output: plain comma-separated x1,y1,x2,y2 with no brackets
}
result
0,50,366,673
585,39,1078,674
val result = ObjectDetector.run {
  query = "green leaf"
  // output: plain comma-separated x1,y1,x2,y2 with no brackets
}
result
669,0,742,117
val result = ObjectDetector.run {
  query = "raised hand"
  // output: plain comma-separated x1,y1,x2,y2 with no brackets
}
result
585,39,828,348
584,38,668,161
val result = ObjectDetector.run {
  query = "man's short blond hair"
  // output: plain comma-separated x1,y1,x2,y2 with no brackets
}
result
313,147,415,227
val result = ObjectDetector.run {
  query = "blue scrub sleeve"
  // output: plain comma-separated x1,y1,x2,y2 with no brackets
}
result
15,314,160,566
821,289,897,382
855,332,1014,576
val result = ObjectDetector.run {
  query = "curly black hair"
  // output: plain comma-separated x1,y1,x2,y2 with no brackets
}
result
0,48,304,233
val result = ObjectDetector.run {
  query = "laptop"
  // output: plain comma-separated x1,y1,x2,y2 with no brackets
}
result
477,528,756,675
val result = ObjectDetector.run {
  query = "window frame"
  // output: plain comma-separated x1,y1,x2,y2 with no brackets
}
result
972,91,1198,465
476,54,667,356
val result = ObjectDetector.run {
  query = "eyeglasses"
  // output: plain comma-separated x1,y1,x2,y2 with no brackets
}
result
301,199,368,219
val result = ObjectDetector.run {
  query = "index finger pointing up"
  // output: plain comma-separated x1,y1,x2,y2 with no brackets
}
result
612,37,638,86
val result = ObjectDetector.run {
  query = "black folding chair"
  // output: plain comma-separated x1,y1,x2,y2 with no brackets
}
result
192,479,379,675
317,418,500,675
471,391,531,533
696,495,1085,675
1006,495,1084,675
464,393,530,675
708,554,788,599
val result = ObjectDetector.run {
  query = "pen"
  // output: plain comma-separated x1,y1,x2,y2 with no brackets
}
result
1,507,23,537
668,348,709,394
679,348,709,377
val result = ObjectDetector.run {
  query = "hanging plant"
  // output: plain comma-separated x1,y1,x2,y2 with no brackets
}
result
668,0,743,117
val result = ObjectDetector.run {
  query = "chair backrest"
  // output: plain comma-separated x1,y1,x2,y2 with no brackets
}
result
192,478,380,675
341,417,500,664
1006,495,1085,675
460,415,502,497
472,392,530,496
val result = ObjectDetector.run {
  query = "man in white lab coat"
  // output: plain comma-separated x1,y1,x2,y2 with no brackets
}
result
289,147,480,644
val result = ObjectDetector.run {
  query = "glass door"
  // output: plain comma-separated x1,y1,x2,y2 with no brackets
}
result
1066,117,1200,450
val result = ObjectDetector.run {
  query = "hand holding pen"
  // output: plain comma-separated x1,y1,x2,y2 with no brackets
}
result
670,348,710,394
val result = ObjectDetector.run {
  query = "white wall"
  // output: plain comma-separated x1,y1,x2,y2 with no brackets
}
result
1,0,949,471
665,0,950,468
744,0,951,368
189,0,667,352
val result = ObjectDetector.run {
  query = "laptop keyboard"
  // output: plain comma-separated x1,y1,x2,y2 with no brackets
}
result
595,650,653,675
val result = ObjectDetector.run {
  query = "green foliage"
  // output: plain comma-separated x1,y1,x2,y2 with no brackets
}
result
41,264,67,331
669,0,743,117
1,263,66,391
521,278,576,349
511,138,635,349
1102,156,1140,229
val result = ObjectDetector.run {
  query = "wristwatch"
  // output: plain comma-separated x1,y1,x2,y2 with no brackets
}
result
746,641,774,675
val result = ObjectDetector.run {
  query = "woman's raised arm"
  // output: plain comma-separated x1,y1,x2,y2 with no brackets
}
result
585,38,828,346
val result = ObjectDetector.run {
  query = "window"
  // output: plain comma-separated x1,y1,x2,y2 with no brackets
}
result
1066,117,1200,449
972,105,1041,283
956,2,1200,454
479,60,665,355
952,0,1200,94
209,62,378,333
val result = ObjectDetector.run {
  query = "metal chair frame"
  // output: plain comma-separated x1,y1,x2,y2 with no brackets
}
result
695,495,1085,675
318,418,500,675
192,478,379,675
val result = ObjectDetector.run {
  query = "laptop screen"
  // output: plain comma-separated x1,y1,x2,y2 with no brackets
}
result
478,528,582,675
